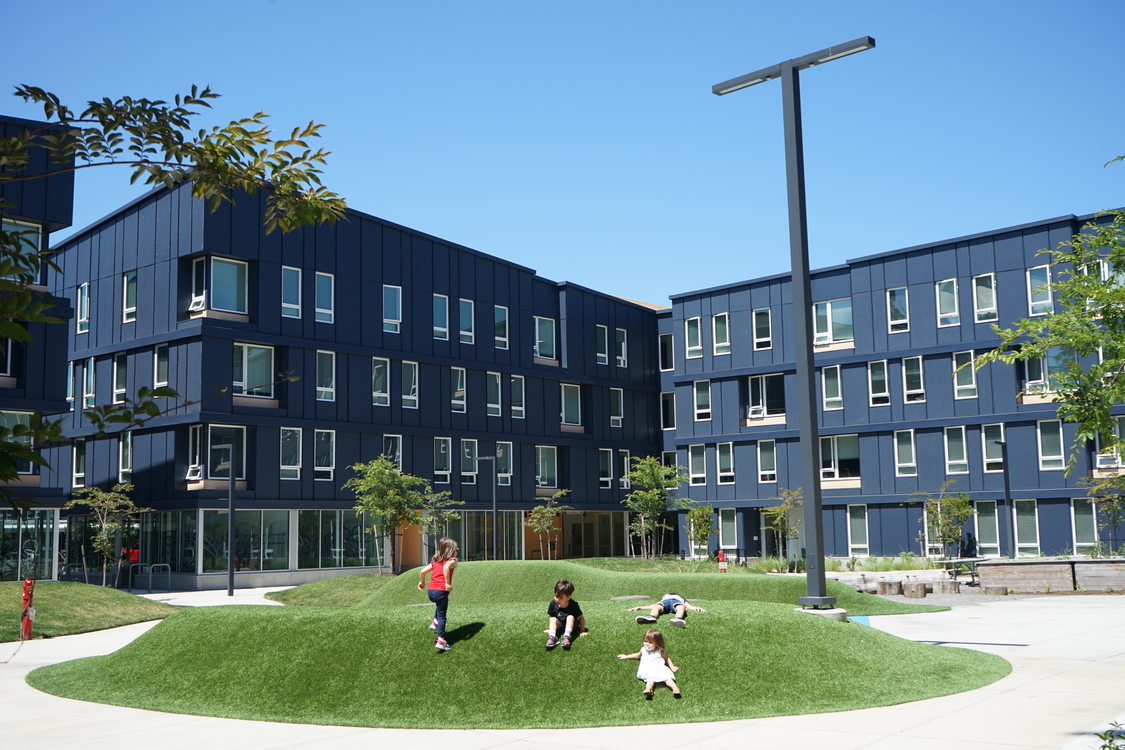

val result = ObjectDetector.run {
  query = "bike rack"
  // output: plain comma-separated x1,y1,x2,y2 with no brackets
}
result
128,563,172,593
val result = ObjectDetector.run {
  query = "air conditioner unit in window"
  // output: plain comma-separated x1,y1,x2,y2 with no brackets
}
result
188,296,206,312
185,465,202,480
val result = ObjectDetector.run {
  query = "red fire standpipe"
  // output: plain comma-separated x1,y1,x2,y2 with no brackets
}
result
20,577,35,640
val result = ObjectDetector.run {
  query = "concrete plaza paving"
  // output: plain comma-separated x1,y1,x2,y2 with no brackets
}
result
1,587,1122,749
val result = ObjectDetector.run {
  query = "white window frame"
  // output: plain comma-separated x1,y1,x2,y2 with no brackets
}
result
384,434,402,469
753,308,772,350
83,357,96,408
511,374,525,419
1095,417,1125,468
822,365,842,411
76,282,90,333
451,367,467,413
153,344,169,388
118,431,132,483
432,293,449,340
719,508,738,550
935,278,960,327
895,429,917,477
975,500,1001,557
316,350,336,402
886,287,909,333
66,361,75,410
383,284,402,333
535,445,557,488
315,271,335,323
688,444,706,485
233,343,274,398
747,373,785,419
211,258,249,315
813,298,853,345
982,424,1005,473
1027,265,1052,316
598,448,613,489
758,440,777,483
434,437,451,483
486,371,502,417
372,357,390,407
122,271,138,323
208,424,247,481
71,440,85,488
973,273,997,323
944,425,968,474
281,266,302,319
615,327,629,367
496,441,513,486
560,383,582,426
1014,499,1040,556
459,298,474,344
952,351,977,399
903,356,925,403
112,354,127,404
717,442,735,484
402,361,419,409
1037,419,1065,470
187,424,203,479
189,257,206,312
595,324,609,365
847,504,869,557
619,449,631,489
712,314,730,356
534,316,557,360
659,332,675,370
1072,498,1099,555
494,305,509,350
314,429,335,480
868,360,890,406
660,391,675,430
280,427,302,480
820,434,860,480
693,380,711,421
685,317,702,359
609,387,623,428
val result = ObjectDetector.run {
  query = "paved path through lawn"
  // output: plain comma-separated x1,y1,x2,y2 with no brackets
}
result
1,588,1122,749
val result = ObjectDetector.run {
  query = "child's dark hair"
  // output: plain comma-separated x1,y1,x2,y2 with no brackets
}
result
644,629,667,659
431,537,459,562
554,580,574,597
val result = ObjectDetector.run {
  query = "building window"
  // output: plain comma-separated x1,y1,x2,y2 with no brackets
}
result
903,356,925,403
494,305,509,349
952,351,977,399
758,440,776,482
401,361,419,409
982,424,1005,472
1027,265,1052,316
451,367,466,413
1014,499,1040,556
813,298,853,345
660,391,676,430
486,371,501,417
0,412,33,474
314,429,334,480
76,282,90,333
372,357,390,406
154,344,169,388
113,354,127,404
83,357,96,407
72,440,86,487
973,273,997,322
718,508,737,550
895,430,917,476
712,314,730,356
190,257,206,311
1038,420,1064,470
187,424,203,479
433,294,449,340
868,360,890,406
2,218,40,281
822,366,842,411
1095,416,1125,468
685,317,702,359
615,328,628,367
561,383,582,425
659,333,674,370
208,258,248,314
511,375,525,419
1026,345,1075,394
384,434,402,469
233,343,274,397
119,432,133,483
886,287,909,333
619,449,631,489
935,279,959,327
535,445,557,488
496,441,513,486
694,380,711,421
280,427,302,480
595,325,609,365
316,351,335,401
689,444,706,485
208,424,246,480
753,308,772,350
975,500,1000,557
747,373,785,419
66,361,74,410
122,271,138,323
717,442,735,484
847,505,869,556
460,439,478,483
820,434,859,479
281,266,301,318
459,298,475,344
434,437,451,483
945,426,968,474
609,387,623,428
1073,499,1099,555
599,448,613,489
315,272,334,323
383,284,401,333
534,316,557,359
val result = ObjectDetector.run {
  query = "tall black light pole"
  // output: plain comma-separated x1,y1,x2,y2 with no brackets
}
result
478,456,499,560
995,439,1014,556
216,444,237,597
713,37,875,609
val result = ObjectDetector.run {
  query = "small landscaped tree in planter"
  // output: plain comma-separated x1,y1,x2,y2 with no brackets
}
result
622,456,688,558
526,489,571,560
346,456,426,573
684,503,715,559
63,483,149,586
911,480,974,559
762,487,802,572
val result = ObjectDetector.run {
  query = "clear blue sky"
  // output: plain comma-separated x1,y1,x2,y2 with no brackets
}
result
7,1,1123,306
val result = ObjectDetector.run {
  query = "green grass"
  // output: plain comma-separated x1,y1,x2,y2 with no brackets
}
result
265,573,392,607
2,581,177,642
573,556,765,575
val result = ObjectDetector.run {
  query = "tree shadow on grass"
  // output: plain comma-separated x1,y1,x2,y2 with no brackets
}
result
446,622,484,645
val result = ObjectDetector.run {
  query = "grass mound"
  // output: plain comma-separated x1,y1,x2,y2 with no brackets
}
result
265,573,392,607
28,599,1008,729
2,581,176,642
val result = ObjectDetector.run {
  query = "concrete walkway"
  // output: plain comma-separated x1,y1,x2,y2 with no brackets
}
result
2,589,1123,749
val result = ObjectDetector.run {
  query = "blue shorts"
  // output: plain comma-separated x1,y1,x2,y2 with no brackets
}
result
660,598,684,615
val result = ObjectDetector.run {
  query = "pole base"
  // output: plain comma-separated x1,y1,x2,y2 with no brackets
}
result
798,595,837,609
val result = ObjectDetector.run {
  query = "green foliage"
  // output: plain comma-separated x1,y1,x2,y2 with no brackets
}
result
622,456,688,558
525,489,571,560
264,573,392,607
910,480,975,558
0,581,175,641
683,503,715,556
345,456,427,571
1097,722,1125,750
417,488,464,543
62,484,149,586
762,487,803,571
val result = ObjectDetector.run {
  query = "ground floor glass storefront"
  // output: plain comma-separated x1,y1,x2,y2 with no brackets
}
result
441,510,523,561
1,508,55,581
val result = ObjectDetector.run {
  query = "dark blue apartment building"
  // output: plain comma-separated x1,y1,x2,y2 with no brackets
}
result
44,181,660,587
660,211,1125,561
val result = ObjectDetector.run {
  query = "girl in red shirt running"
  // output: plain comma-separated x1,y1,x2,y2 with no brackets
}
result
417,537,459,651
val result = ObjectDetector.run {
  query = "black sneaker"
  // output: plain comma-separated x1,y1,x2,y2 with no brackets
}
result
636,615,657,624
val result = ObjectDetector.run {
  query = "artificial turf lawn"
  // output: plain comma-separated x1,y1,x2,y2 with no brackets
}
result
264,573,392,607
1,581,176,642
25,561,1006,728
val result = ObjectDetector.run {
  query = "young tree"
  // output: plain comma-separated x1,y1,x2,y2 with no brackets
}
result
526,489,571,560
345,456,427,573
622,456,688,559
418,488,464,558
910,479,974,559
762,487,802,572
62,483,149,586
0,86,346,509
683,503,715,559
